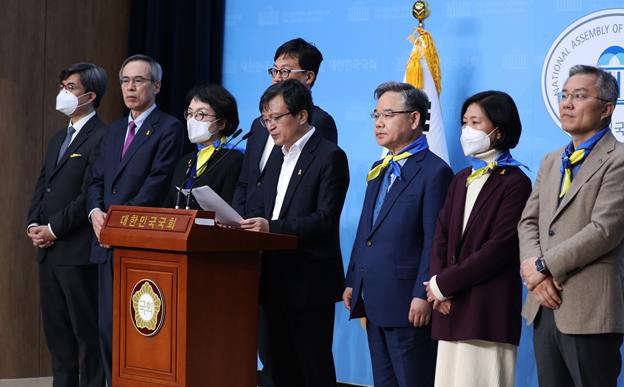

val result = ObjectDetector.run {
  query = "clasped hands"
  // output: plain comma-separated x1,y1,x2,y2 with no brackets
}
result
26,225,55,248
521,257,563,309
423,279,451,316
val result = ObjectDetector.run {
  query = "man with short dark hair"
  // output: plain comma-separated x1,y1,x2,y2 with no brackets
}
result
519,64,624,387
233,37,337,218
232,38,338,386
88,54,184,386
27,62,108,387
241,79,349,387
343,81,452,387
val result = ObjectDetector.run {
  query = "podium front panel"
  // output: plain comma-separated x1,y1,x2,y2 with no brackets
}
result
114,249,187,386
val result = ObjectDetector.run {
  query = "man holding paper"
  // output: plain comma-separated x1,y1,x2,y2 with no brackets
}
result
241,79,349,387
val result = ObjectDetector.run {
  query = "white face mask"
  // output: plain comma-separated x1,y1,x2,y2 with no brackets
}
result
460,126,497,156
187,118,219,144
55,89,89,116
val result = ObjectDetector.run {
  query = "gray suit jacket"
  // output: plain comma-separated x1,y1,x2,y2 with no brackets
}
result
518,131,624,334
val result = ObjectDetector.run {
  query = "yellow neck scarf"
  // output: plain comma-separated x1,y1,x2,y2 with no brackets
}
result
196,136,227,177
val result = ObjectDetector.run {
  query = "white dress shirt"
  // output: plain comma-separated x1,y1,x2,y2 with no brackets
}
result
259,134,275,173
271,127,316,220
125,103,157,140
67,110,96,144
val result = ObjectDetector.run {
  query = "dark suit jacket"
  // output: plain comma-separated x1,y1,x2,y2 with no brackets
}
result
232,105,337,218
164,147,244,208
345,149,453,327
87,107,184,263
430,166,531,345
251,131,349,309
27,114,106,265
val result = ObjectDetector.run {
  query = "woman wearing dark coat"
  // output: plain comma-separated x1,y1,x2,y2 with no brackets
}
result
425,91,532,387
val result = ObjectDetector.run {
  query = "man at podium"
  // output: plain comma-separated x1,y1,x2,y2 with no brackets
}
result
240,79,349,387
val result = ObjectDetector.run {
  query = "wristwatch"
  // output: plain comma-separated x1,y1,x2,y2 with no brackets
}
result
535,257,550,275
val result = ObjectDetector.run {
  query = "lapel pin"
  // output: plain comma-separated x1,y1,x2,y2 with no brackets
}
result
500,169,507,175
298,169,302,176
145,130,151,136
69,153,82,158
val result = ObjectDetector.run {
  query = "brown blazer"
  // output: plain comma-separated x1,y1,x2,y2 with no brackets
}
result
519,131,624,334
430,166,531,345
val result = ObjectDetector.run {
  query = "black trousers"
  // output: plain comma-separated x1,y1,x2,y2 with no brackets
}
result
533,307,623,387
263,304,336,387
39,261,104,387
97,257,114,387
258,305,275,387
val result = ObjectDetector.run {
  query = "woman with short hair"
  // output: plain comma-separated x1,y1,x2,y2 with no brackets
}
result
426,90,532,387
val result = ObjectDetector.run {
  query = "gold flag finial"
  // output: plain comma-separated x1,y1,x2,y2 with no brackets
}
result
412,1,431,28
406,0,442,96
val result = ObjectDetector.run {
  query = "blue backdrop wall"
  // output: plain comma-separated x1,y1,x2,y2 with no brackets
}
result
222,1,624,385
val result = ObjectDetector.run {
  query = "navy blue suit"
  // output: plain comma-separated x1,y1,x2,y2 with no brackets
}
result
87,107,184,385
345,147,452,387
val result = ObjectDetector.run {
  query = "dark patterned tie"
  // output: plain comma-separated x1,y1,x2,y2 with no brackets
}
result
56,126,76,165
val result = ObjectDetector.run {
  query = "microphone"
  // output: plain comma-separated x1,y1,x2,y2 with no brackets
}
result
174,129,243,209
174,157,196,209
186,130,253,209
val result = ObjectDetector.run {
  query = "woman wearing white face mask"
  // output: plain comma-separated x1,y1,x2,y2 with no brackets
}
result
164,84,243,209
424,91,532,387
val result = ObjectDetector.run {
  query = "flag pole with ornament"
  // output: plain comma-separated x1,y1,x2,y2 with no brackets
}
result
405,1,449,163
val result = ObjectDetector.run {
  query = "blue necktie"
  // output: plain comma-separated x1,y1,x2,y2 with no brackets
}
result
372,168,392,225
57,126,75,165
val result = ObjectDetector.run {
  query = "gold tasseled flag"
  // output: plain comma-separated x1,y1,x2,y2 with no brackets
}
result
405,27,442,96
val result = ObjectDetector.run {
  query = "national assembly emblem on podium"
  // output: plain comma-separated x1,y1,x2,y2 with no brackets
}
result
131,279,165,336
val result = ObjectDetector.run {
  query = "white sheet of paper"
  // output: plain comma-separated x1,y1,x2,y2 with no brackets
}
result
180,185,243,227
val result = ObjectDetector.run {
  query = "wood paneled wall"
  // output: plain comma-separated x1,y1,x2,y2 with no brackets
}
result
0,0,129,377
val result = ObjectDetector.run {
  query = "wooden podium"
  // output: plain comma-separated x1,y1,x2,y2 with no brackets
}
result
100,205,297,387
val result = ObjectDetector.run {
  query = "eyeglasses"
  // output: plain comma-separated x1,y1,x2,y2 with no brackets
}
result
267,67,308,79
260,112,291,128
119,76,153,88
557,91,610,104
370,109,416,121
183,110,218,121
58,82,82,92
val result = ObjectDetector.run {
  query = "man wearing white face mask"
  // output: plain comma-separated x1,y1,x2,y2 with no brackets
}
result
26,62,108,387
164,84,243,208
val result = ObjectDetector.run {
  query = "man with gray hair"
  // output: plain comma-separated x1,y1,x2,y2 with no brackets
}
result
88,54,184,385
27,62,108,387
519,64,624,386
343,82,452,387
